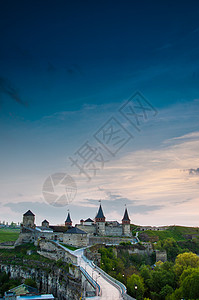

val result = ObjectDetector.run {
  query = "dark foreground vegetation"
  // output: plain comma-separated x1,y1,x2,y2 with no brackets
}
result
98,226,199,300
0,243,71,297
0,272,37,296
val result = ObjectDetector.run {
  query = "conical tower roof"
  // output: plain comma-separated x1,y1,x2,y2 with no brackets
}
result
42,219,49,223
65,212,72,223
122,208,130,221
96,204,105,219
23,210,35,216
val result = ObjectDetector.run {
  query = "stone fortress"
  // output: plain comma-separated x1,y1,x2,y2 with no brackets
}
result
16,203,132,248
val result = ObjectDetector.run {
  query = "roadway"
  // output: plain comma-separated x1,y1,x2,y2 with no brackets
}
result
55,242,135,300
74,248,123,300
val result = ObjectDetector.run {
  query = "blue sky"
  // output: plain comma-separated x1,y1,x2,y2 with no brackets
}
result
0,0,199,226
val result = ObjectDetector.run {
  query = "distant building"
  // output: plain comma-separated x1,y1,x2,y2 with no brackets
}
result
137,226,169,231
5,284,54,300
8,284,38,296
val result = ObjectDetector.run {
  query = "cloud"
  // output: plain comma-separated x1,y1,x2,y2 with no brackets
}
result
84,193,164,215
167,131,199,142
0,76,28,107
173,198,192,206
4,201,53,215
80,128,199,219
3,200,102,225
188,168,199,175
85,195,133,207
17,193,24,197
4,201,71,225
1,100,199,226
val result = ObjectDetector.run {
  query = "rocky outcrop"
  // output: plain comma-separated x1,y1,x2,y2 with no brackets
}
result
38,240,78,265
0,263,82,300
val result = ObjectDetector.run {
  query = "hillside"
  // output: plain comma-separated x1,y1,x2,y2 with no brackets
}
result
138,225,199,242
0,228,20,243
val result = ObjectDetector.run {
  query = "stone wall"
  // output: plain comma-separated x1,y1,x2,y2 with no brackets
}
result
76,224,96,235
96,222,105,236
23,215,35,227
36,231,63,242
89,236,133,245
15,230,64,247
15,232,35,246
84,248,101,266
38,240,78,265
76,224,131,237
105,226,123,236
122,224,131,237
63,233,88,248
156,250,167,262
138,226,169,231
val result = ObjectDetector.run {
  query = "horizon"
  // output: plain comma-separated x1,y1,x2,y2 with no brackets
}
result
2,204,199,229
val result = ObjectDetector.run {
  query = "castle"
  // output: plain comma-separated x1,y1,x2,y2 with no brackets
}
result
16,203,132,248
77,204,131,237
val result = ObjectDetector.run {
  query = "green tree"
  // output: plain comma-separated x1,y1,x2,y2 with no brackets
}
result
24,278,37,288
181,268,199,299
174,252,199,277
169,288,183,300
160,284,173,298
149,269,175,295
127,274,145,299
115,258,125,274
140,264,152,294
0,272,9,283
116,273,125,284
0,272,22,296
156,238,181,261
147,262,176,299
140,265,151,281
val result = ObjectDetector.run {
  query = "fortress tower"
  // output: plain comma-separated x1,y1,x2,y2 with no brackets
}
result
23,210,35,228
122,207,131,236
42,219,49,228
65,212,72,226
95,203,106,236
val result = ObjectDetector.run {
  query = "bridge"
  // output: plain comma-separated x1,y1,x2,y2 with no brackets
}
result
56,242,135,300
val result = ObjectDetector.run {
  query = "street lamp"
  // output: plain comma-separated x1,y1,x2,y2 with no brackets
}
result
135,285,138,298
83,280,86,299
95,275,100,296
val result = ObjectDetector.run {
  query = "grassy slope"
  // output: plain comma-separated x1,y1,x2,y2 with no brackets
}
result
0,243,57,265
0,228,20,243
59,242,78,251
139,226,199,241
0,243,70,274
